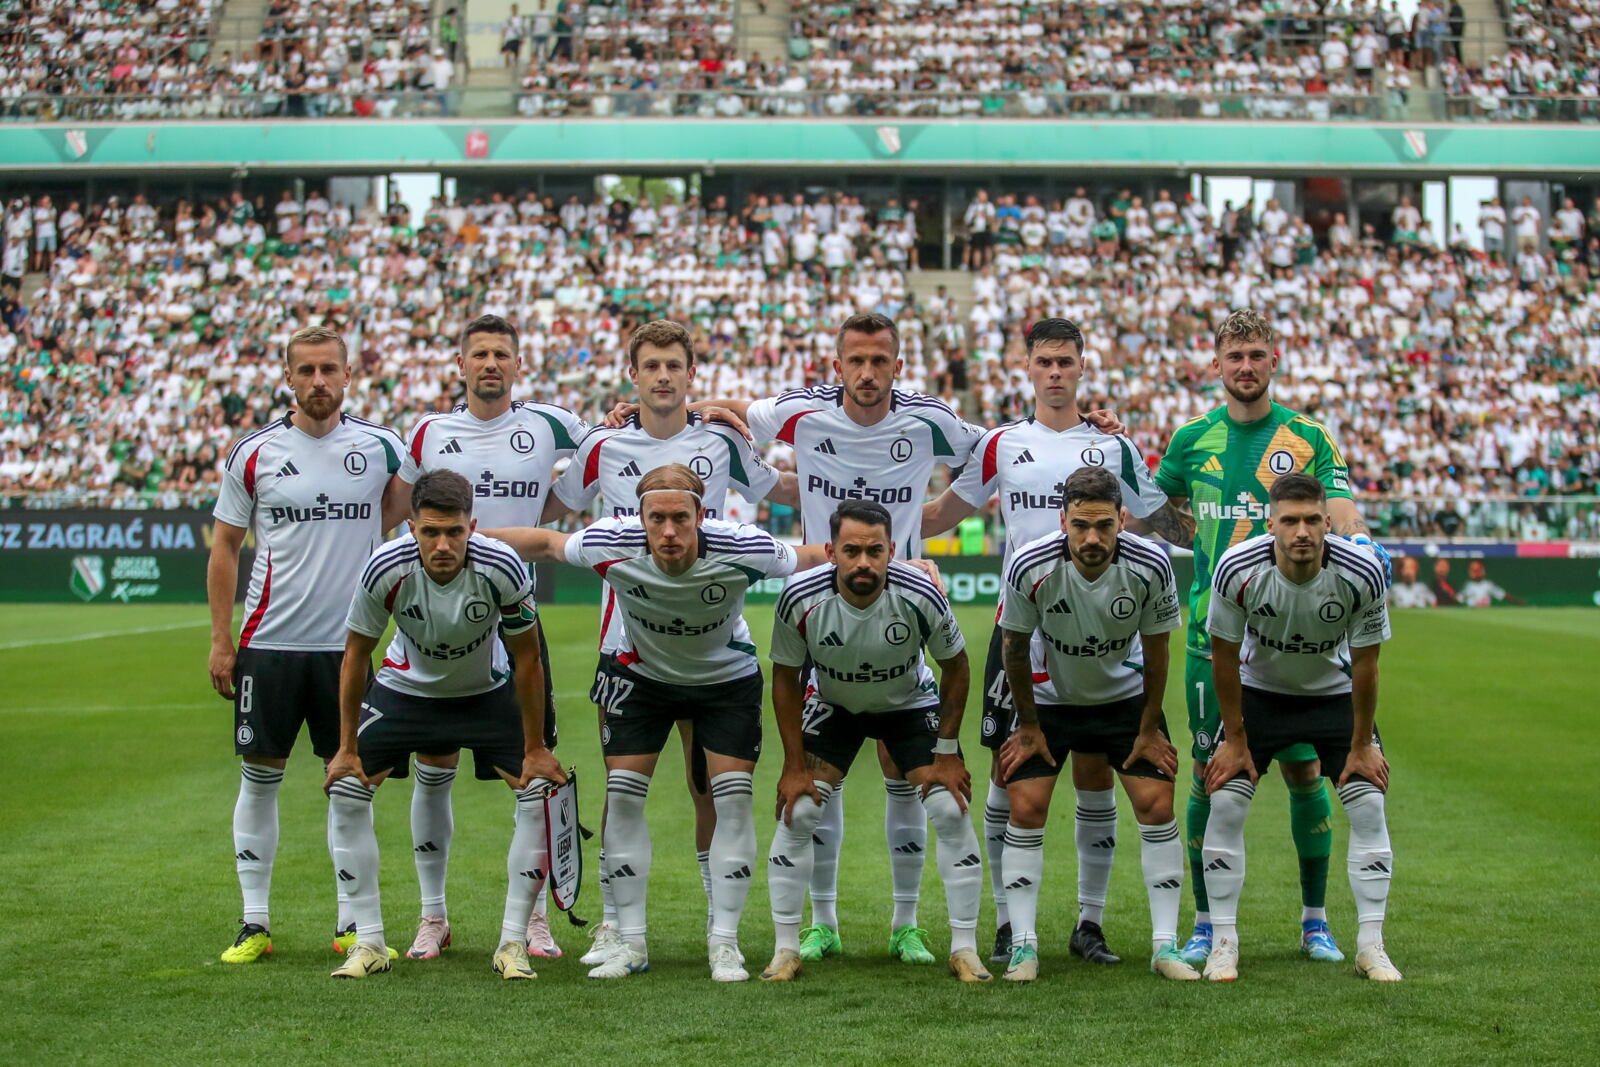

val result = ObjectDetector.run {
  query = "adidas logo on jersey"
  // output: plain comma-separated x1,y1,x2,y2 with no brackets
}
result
1046,599,1073,614
1201,456,1224,474
618,460,642,477
1012,449,1035,465
624,584,649,599
813,438,838,455
819,630,844,647
1252,603,1279,618
401,604,425,621
276,460,300,478
438,438,464,455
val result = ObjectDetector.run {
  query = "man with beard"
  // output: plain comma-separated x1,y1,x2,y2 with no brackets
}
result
395,314,589,961
208,326,409,964
1154,308,1389,970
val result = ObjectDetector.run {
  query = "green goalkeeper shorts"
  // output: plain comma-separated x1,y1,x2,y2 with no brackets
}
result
1185,653,1318,766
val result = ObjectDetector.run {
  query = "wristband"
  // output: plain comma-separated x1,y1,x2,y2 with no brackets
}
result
932,737,959,755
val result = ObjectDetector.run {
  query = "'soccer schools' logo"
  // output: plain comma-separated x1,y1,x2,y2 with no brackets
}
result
71,555,163,601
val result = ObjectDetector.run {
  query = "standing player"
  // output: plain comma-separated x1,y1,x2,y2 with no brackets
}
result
762,501,989,983
396,313,587,961
994,467,1194,982
698,312,984,965
547,319,785,965
322,470,566,980
494,464,824,981
1200,473,1400,982
1155,308,1389,967
922,317,1191,965
207,326,408,963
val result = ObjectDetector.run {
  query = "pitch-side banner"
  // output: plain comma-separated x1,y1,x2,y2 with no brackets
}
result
0,509,230,603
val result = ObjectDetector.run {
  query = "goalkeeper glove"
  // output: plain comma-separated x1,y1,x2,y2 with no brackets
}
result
1348,534,1392,587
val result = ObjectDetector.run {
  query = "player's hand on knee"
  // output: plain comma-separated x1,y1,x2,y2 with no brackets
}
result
520,747,567,789
1081,407,1127,436
999,723,1052,782
1125,727,1178,779
775,766,822,825
1203,739,1256,793
209,643,237,699
699,405,754,442
603,401,640,428
903,557,946,596
323,748,368,793
923,754,971,812
1337,745,1388,792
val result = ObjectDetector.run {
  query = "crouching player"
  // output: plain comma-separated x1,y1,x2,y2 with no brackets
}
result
322,470,566,979
996,467,1195,982
1200,473,1400,982
760,500,988,983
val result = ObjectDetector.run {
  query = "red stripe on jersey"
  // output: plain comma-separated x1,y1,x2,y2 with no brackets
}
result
1031,671,1050,684
617,649,641,666
582,437,606,487
238,549,272,647
598,587,616,650
1236,573,1256,607
409,417,435,464
383,576,405,612
593,558,625,578
382,649,411,671
1030,574,1050,598
980,428,1011,485
242,446,264,498
775,409,820,445
797,603,821,637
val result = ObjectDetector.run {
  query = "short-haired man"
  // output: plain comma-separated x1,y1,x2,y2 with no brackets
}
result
548,319,787,966
1155,308,1389,968
1201,473,1400,982
493,464,825,981
995,467,1194,982
761,500,989,983
208,326,408,964
923,316,1190,965
396,313,588,961
323,469,564,980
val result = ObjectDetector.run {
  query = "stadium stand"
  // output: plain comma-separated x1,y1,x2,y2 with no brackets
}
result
1,184,1596,541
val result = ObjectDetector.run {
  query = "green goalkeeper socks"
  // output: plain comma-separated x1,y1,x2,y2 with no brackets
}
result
1185,773,1210,914
1287,777,1334,909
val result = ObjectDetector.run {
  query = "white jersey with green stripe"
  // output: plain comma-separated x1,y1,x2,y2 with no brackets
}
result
746,386,983,557
999,530,1182,705
346,532,538,699
214,413,403,652
563,517,798,685
1208,532,1390,698
552,412,779,520
771,561,965,713
400,401,588,527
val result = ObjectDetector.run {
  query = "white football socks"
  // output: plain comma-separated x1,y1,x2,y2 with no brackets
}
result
501,782,550,943
983,779,1011,929
1138,819,1184,949
923,785,981,953
1201,778,1255,947
1338,780,1393,951
1001,824,1045,947
1075,786,1117,927
707,771,755,949
808,779,843,929
603,769,653,952
410,762,456,919
767,782,834,953
327,777,383,949
885,777,926,930
234,762,283,929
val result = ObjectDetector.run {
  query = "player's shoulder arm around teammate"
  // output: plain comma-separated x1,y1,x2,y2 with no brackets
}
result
398,412,444,484
482,524,571,563
559,515,638,570
549,425,611,511
709,421,781,501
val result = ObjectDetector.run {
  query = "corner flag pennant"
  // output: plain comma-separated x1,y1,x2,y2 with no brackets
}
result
543,767,593,923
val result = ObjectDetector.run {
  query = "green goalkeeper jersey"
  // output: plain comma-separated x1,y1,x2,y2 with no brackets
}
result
1155,401,1352,659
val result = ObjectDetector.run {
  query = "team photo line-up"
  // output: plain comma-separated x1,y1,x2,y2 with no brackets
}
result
209,307,1401,985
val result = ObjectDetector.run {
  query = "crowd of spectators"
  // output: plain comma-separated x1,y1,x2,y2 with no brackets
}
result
1,183,1597,541
1441,0,1600,119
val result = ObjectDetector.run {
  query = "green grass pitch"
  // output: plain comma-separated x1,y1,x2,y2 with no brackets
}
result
2,603,1597,1064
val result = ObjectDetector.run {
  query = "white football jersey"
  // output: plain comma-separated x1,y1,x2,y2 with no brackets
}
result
552,412,779,520
771,561,965,713
953,418,1167,571
215,414,403,651
1208,533,1391,697
347,532,538,698
746,386,983,557
563,517,797,685
400,401,588,527
1000,530,1182,705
